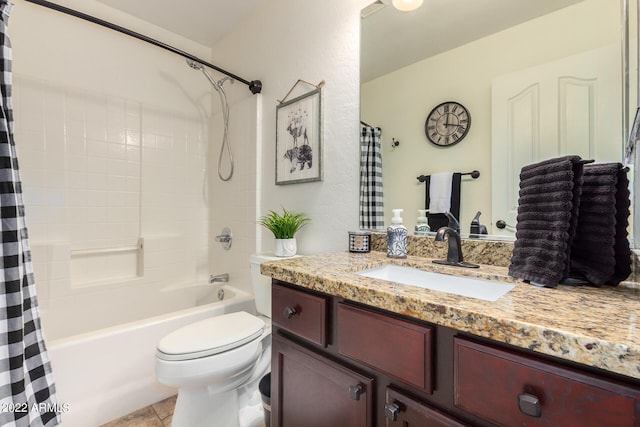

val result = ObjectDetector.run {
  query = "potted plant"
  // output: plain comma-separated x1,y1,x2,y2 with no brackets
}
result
258,208,311,257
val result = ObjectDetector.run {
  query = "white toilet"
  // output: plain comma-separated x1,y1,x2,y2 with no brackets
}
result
154,254,278,427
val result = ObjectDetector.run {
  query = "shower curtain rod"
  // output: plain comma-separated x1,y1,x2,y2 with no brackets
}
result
25,0,263,95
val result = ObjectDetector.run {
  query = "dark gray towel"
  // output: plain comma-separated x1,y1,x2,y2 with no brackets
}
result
610,166,632,284
508,155,584,287
570,163,631,285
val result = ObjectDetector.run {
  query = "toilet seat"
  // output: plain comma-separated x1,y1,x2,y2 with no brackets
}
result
157,311,265,361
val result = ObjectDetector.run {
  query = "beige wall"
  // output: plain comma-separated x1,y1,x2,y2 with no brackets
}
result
361,0,621,233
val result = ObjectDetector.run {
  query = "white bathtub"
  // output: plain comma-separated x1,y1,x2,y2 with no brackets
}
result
45,283,256,427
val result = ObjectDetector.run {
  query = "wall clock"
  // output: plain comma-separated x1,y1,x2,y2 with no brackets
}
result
424,101,471,147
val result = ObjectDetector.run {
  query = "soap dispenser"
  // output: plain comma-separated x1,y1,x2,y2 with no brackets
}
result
414,209,430,235
387,209,408,259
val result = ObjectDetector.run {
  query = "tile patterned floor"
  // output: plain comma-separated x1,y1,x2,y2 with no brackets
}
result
100,395,267,427
100,395,176,427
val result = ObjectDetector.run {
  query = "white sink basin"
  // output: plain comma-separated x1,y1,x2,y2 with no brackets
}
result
355,265,514,302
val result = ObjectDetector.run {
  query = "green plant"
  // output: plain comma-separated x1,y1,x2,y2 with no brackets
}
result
258,208,311,239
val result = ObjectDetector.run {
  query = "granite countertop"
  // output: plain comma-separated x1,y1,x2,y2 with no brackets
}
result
261,251,640,381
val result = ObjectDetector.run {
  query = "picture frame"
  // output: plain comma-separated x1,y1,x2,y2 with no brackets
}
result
276,88,322,185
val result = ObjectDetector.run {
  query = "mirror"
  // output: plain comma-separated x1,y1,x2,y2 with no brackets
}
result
360,0,637,241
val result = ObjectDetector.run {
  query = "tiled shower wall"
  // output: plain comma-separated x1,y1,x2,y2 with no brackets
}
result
13,75,210,338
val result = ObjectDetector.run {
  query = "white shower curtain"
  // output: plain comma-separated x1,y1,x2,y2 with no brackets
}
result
359,125,384,230
0,2,60,426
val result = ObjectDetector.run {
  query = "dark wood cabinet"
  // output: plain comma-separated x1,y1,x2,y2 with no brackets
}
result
384,387,466,427
272,283,328,347
454,338,640,427
338,302,433,393
271,280,640,427
272,333,374,427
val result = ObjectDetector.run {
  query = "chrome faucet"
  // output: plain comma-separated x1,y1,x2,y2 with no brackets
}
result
209,273,229,283
433,227,479,269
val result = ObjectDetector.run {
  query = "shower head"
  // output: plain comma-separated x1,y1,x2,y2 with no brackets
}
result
186,59,235,181
186,59,204,70
187,60,235,95
187,60,222,92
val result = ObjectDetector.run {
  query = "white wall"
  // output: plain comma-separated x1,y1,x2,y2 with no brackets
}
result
208,91,260,295
12,0,211,106
11,0,372,333
10,0,215,335
211,0,371,259
11,0,373,327
362,0,621,233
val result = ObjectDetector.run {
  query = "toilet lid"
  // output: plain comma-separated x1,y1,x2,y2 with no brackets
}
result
157,311,265,361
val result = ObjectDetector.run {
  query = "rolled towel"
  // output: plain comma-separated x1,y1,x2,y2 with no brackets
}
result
508,155,584,287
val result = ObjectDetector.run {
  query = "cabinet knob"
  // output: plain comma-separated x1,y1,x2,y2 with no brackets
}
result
283,306,297,319
349,384,363,401
518,393,542,418
384,402,400,422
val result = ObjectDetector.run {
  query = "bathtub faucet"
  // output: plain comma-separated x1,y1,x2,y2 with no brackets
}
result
209,273,229,283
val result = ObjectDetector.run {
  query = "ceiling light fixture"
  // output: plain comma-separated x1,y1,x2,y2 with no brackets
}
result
391,0,423,12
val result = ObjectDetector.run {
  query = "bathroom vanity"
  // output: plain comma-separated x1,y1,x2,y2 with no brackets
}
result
263,251,640,427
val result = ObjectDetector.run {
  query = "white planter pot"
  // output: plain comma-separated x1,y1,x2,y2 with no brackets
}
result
274,238,297,257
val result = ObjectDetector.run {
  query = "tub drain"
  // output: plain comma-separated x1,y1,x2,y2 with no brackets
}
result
217,288,225,301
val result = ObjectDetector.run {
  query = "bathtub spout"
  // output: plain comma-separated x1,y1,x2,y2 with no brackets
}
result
209,273,229,283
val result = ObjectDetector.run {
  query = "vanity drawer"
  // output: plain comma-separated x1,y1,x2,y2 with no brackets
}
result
272,283,328,347
454,338,640,427
337,303,433,393
385,387,466,427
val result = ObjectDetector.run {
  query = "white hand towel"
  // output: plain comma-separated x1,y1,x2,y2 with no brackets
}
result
429,172,453,214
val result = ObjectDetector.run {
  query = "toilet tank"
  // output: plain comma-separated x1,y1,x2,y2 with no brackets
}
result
251,254,302,318
250,254,283,318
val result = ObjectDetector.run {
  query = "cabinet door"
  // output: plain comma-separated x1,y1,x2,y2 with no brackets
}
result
272,334,374,427
338,303,433,393
385,388,467,427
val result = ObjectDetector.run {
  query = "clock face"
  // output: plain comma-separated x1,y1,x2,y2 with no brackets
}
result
424,101,471,147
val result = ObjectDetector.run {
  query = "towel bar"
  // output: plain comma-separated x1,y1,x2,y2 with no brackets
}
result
417,170,479,182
